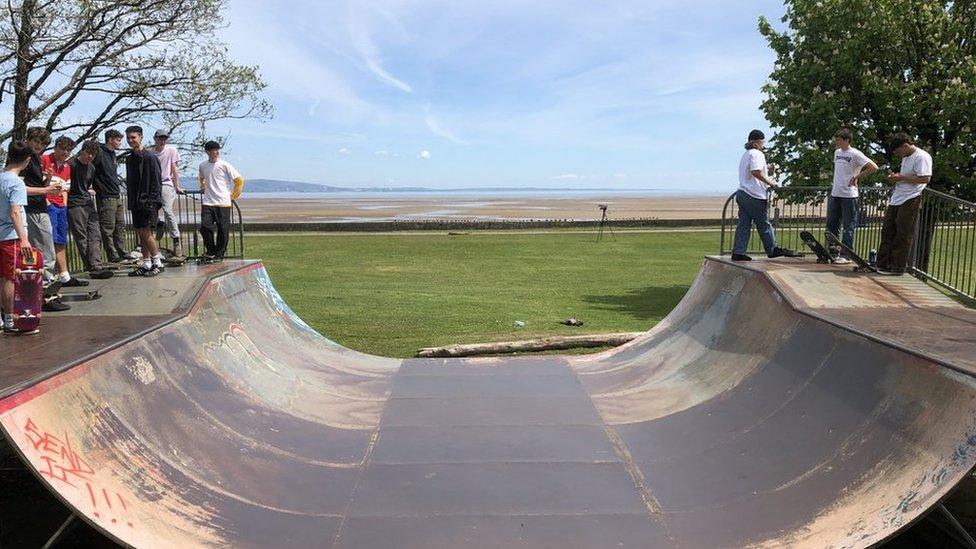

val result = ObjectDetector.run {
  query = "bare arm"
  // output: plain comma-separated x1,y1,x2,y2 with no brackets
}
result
25,185,58,196
171,162,182,193
751,169,778,188
849,161,879,186
9,205,32,256
887,173,931,185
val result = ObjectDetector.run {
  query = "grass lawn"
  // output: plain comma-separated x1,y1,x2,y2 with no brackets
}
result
245,230,719,357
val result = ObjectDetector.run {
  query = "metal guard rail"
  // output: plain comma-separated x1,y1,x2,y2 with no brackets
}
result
720,186,976,303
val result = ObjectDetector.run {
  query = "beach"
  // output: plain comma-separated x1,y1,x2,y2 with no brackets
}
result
236,192,730,223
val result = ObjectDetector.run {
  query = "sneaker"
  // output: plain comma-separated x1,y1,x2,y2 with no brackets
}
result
768,247,802,258
89,269,114,280
833,257,851,264
3,325,39,335
731,253,753,261
128,266,150,277
42,298,70,312
197,254,215,264
144,265,165,277
62,277,90,287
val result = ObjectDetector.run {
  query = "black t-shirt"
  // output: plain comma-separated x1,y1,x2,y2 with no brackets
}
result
67,158,95,208
91,144,122,197
23,153,47,213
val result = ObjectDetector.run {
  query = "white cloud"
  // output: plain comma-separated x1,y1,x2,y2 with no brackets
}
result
424,106,469,145
346,6,413,93
338,147,351,155
375,150,390,156
418,150,431,160
552,173,581,180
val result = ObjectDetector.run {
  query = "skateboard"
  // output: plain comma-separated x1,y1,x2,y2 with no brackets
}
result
824,232,877,273
799,231,833,264
12,248,44,334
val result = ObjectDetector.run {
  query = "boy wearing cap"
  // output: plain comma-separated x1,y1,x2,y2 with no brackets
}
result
731,129,799,261
124,126,165,277
876,133,932,275
827,128,878,262
198,140,244,262
152,129,184,257
1,141,35,333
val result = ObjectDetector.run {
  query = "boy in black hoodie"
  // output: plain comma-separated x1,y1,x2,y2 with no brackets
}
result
124,126,164,277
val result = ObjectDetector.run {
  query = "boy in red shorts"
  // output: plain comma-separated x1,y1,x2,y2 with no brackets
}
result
1,141,36,333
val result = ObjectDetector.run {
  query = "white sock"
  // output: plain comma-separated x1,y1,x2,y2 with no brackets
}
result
152,254,163,267
60,272,71,283
2,313,12,329
142,259,152,270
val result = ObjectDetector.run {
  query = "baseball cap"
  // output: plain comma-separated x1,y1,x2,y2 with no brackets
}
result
154,129,169,139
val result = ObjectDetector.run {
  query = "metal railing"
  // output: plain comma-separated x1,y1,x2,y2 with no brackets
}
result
65,188,245,273
720,187,976,302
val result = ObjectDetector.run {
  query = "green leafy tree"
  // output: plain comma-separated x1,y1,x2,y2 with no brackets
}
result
759,0,976,201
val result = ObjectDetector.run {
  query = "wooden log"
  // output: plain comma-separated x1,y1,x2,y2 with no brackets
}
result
416,332,643,358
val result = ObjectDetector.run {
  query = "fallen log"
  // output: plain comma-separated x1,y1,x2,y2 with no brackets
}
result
416,332,643,358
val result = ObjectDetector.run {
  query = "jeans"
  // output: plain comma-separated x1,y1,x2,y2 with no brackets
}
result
200,205,231,258
26,210,56,280
732,190,776,255
159,185,181,240
877,196,921,272
826,196,858,252
68,201,103,271
96,196,127,261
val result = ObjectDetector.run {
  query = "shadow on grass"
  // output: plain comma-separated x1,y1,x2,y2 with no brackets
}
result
583,285,691,321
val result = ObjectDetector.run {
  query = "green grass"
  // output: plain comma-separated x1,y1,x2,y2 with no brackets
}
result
245,230,718,357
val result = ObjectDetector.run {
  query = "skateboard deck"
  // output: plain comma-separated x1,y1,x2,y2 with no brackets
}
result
799,231,833,264
825,232,877,272
12,248,43,333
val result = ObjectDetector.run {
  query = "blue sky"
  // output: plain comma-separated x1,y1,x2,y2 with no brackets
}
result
212,0,787,191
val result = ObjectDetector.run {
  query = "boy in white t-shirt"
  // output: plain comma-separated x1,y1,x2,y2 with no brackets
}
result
731,129,799,261
876,133,932,275
827,128,878,262
198,140,244,262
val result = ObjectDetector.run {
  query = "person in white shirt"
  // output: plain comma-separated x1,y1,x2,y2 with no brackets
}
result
876,133,932,275
152,129,184,257
827,128,878,262
198,140,244,262
731,129,799,261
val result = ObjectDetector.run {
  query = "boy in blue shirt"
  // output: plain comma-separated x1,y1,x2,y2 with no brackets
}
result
1,141,41,333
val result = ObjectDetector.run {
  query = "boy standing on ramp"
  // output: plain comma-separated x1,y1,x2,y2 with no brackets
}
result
731,129,799,261
198,140,244,262
827,128,878,263
124,126,165,277
876,133,932,275
1,142,35,333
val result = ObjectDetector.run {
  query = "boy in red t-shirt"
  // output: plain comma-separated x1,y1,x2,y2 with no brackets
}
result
41,136,85,286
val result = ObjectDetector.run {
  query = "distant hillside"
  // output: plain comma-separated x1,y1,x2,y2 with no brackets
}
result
247,179,346,193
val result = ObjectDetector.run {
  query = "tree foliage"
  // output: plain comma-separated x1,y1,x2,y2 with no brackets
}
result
0,0,271,148
759,0,976,200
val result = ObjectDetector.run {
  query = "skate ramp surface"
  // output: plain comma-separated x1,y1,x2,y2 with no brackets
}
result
1,258,976,548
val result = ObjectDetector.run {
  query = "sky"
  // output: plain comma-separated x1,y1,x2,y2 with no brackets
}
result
212,1,787,191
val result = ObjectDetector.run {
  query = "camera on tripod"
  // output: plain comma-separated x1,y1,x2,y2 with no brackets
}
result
595,204,614,242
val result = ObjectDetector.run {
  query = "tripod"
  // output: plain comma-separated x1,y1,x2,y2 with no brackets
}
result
595,205,616,243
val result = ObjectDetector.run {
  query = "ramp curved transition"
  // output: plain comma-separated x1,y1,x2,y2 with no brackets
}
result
2,258,976,548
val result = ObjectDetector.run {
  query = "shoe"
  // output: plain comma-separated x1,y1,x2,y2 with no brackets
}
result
3,325,39,335
144,265,165,277
173,241,184,257
768,247,802,258
89,269,114,279
128,266,150,277
197,254,215,264
731,253,753,261
42,298,70,312
833,257,851,264
62,277,89,287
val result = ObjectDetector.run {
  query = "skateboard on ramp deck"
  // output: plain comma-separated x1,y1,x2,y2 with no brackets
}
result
825,232,877,273
799,231,833,264
12,248,43,334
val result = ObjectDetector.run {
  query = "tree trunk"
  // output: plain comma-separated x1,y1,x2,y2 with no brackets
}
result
11,0,35,141
416,332,643,358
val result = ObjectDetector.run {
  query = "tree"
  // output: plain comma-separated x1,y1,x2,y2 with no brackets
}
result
758,0,976,201
0,0,271,147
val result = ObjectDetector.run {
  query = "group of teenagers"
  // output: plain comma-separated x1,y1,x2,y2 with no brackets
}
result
733,128,932,275
0,126,245,333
